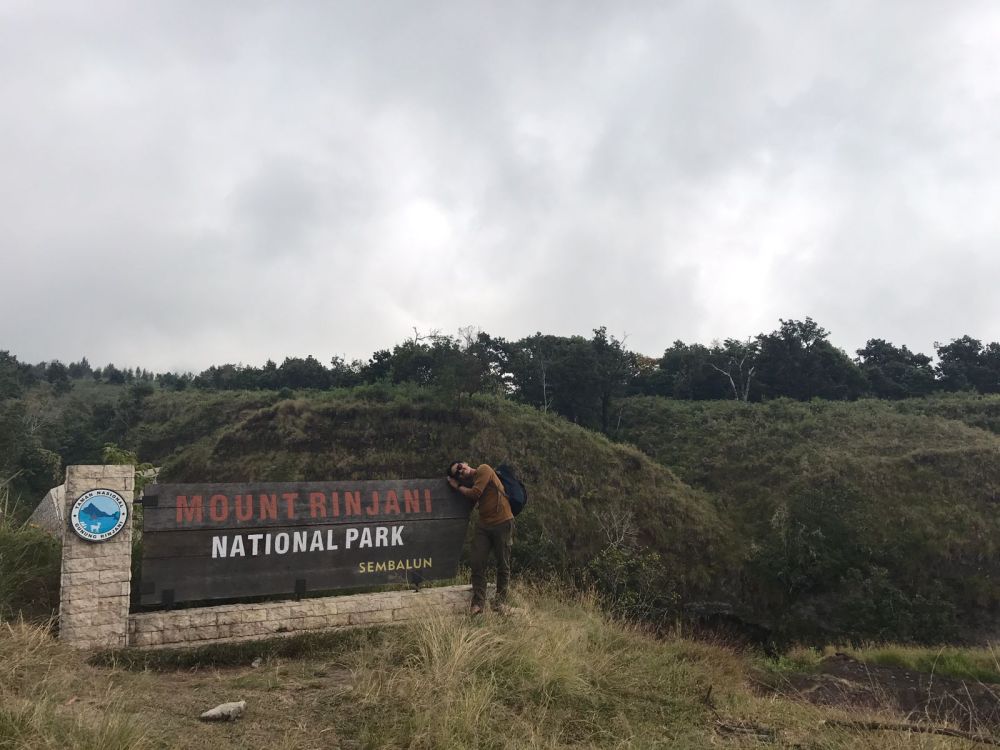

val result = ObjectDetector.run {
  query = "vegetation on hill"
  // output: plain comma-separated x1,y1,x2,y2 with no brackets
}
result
4,315,1000,463
4,375,1000,646
891,393,1000,435
4,317,1000,647
128,387,737,621
121,387,1000,645
616,395,1000,644
0,480,60,622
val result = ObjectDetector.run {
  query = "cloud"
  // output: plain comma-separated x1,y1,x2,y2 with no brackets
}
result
1,1,998,371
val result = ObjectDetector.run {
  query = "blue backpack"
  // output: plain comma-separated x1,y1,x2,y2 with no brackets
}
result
496,464,528,516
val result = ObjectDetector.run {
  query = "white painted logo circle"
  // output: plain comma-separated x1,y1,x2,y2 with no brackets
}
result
70,489,128,542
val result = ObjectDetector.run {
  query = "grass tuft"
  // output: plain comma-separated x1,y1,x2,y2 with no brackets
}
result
0,620,147,749
842,643,1000,684
3,587,995,748
339,585,726,748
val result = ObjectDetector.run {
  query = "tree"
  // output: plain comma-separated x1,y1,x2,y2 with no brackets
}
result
44,361,73,395
345,330,487,396
982,342,1000,394
384,333,461,387
627,354,659,396
259,359,279,389
508,333,557,412
277,356,331,390
935,336,1000,394
102,363,126,385
707,338,759,402
545,337,602,427
0,351,31,399
508,334,592,422
649,342,729,400
754,318,867,400
508,330,639,429
67,357,92,379
0,399,63,503
155,371,190,391
361,350,393,383
463,331,513,395
194,363,252,390
110,382,155,441
591,327,638,432
855,339,935,399
329,356,363,388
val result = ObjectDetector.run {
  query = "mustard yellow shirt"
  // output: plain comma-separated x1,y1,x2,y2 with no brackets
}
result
468,464,513,527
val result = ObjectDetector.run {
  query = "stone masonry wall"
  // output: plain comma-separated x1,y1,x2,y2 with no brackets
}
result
59,465,134,649
129,585,473,649
27,483,65,537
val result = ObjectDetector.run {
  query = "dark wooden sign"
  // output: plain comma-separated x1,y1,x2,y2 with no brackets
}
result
140,478,470,606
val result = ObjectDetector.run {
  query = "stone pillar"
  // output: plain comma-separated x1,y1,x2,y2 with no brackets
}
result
59,465,134,649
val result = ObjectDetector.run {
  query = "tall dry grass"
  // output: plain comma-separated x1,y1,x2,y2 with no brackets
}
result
842,643,1000,684
341,585,734,748
339,585,994,748
0,583,994,748
0,619,147,749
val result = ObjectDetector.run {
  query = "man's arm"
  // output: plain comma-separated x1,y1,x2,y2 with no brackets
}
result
447,465,490,500
448,482,478,500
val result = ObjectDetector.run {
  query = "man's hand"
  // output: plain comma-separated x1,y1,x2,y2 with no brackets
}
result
447,477,459,490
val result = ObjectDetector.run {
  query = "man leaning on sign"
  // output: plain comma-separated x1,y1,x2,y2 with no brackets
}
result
447,461,513,615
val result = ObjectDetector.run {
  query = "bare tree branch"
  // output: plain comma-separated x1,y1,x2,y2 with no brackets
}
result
707,362,740,401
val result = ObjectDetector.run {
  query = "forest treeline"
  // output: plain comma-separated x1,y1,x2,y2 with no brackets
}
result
2,317,997,504
5,318,1000,431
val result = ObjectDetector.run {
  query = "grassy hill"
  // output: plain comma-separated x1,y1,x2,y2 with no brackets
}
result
127,387,738,616
615,395,1000,644
126,388,1000,644
5,384,1000,645
891,392,1000,435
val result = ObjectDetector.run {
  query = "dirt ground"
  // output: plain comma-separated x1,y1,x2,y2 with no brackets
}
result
757,653,1000,733
99,656,363,749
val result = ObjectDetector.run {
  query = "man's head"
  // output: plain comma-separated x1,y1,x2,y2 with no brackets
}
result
448,461,475,483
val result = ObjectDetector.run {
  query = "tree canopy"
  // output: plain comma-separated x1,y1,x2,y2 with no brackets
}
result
4,320,1000,446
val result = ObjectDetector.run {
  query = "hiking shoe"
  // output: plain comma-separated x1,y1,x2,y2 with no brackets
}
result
470,604,484,616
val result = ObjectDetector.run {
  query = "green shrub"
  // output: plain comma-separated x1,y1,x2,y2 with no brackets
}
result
0,524,61,622
617,395,1000,644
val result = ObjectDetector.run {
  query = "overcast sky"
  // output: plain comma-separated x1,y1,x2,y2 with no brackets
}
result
2,1,999,372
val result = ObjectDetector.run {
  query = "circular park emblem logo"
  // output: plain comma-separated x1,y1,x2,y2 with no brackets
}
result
70,489,128,542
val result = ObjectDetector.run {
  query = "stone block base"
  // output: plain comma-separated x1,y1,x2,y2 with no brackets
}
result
128,585,474,649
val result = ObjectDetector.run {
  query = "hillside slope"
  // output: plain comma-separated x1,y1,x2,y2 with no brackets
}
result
128,388,739,613
891,392,1000,435
15,384,998,644
616,396,1000,643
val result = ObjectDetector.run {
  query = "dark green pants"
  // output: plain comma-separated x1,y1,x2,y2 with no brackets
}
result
470,519,513,608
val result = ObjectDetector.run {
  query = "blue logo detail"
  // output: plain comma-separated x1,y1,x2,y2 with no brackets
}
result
70,489,128,542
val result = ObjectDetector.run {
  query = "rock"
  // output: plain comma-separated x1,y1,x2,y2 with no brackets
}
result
199,700,246,721
251,657,262,668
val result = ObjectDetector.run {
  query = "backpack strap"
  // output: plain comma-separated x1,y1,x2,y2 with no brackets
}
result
493,470,512,512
